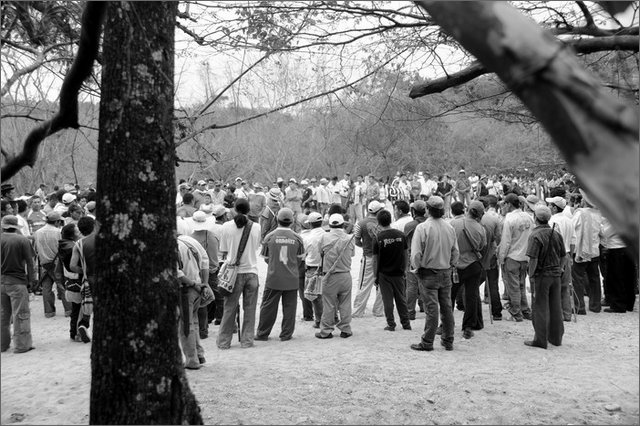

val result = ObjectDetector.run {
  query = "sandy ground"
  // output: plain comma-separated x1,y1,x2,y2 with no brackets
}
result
2,246,638,425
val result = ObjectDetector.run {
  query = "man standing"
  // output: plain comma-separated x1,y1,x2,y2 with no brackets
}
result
210,181,227,206
372,209,411,331
315,213,355,339
1,215,35,353
338,173,351,210
33,211,71,317
409,196,459,352
498,193,535,322
420,172,438,201
255,208,305,342
524,206,566,349
260,187,283,242
248,183,266,224
352,175,367,222
365,175,380,205
479,195,503,321
391,200,412,233
546,196,575,321
301,212,325,328
352,201,385,318
456,169,472,208
404,200,427,320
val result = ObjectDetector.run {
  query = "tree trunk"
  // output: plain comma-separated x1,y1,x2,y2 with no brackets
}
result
414,1,639,257
91,2,202,424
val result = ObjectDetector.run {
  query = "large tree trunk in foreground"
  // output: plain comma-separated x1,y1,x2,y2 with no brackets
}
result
415,1,639,257
91,2,202,424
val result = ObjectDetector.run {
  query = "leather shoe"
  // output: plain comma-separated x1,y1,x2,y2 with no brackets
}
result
410,343,433,351
315,332,333,339
280,336,293,341
492,315,502,321
462,328,474,339
384,326,395,331
577,310,587,315
402,325,412,330
339,332,352,338
440,340,453,351
524,340,547,349
604,308,625,313
254,335,269,341
198,356,206,364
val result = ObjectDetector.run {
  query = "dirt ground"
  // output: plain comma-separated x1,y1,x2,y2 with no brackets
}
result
1,246,638,425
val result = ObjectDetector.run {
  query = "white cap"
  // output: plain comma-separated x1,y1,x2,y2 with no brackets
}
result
328,213,344,226
367,200,385,213
62,193,76,204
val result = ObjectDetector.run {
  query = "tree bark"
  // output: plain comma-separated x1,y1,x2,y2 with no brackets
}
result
414,1,639,257
91,2,202,424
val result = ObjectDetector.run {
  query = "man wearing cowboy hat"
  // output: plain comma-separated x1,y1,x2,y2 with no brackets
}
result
1,215,36,353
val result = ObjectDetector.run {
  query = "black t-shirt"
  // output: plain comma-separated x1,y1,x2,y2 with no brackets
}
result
373,228,408,276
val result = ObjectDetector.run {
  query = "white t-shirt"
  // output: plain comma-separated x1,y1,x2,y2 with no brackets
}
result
219,219,262,274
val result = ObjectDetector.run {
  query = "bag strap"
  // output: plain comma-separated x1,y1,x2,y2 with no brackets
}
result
323,234,355,276
232,220,253,266
462,221,483,260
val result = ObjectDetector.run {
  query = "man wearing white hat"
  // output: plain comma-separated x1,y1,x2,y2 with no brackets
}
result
547,196,575,321
352,201,385,318
455,170,471,208
260,187,284,242
301,212,325,327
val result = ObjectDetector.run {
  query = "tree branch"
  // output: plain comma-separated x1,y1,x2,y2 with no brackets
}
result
1,2,106,182
576,1,595,27
409,35,639,97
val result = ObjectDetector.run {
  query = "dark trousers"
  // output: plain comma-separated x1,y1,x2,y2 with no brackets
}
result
299,272,313,320
378,273,410,328
207,269,224,323
197,306,208,337
451,261,484,331
605,248,637,312
572,257,601,312
69,302,90,339
256,288,298,339
530,274,564,348
483,266,503,317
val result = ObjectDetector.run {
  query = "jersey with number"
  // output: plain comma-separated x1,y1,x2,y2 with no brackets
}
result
261,227,305,291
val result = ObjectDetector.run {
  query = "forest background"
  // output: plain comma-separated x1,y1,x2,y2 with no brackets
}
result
1,1,637,192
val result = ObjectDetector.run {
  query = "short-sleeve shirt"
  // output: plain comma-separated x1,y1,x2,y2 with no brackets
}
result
373,228,408,276
526,224,565,277
261,227,304,290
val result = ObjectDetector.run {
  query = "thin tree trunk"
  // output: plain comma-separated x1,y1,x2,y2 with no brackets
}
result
91,2,202,424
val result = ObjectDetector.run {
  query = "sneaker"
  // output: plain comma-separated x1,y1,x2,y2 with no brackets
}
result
440,340,453,351
384,326,395,331
410,343,433,351
462,328,474,339
339,332,353,339
78,326,91,343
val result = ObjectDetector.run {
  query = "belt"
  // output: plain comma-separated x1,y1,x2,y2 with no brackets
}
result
306,266,319,270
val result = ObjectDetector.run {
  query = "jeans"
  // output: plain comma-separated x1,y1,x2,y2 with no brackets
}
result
256,288,298,340
304,268,324,325
216,273,259,349
417,269,455,347
378,273,410,328
178,286,204,368
482,266,503,317
572,257,601,313
530,274,564,348
41,264,71,317
406,271,421,317
1,284,33,352
503,258,531,319
319,272,352,336
353,256,384,317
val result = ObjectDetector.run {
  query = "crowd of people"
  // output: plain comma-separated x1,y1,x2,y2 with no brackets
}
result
0,167,637,362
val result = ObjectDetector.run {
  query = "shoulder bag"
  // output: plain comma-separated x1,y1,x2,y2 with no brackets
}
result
218,221,253,297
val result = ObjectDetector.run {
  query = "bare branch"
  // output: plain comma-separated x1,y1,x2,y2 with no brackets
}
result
576,1,595,27
1,2,106,182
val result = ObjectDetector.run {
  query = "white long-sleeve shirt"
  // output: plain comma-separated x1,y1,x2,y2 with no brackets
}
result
549,212,574,254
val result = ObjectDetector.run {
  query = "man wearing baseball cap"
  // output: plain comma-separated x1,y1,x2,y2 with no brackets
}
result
352,201,386,318
1,215,36,353
315,213,355,339
256,208,305,342
524,205,566,349
547,196,575,321
300,212,325,327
